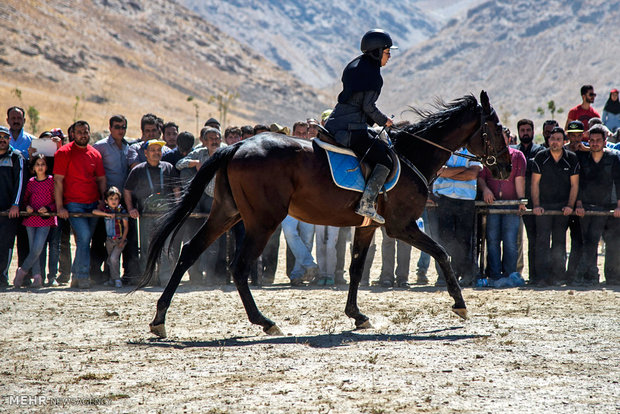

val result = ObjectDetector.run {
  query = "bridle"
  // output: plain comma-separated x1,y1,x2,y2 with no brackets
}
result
391,105,508,169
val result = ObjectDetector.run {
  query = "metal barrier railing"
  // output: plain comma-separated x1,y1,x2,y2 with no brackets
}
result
2,201,617,278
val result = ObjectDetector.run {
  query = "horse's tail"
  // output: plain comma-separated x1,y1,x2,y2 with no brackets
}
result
134,144,240,290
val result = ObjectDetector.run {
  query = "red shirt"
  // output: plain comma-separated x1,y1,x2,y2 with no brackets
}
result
567,104,601,132
479,147,526,200
53,142,105,204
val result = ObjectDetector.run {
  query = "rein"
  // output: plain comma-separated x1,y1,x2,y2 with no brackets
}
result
391,107,507,167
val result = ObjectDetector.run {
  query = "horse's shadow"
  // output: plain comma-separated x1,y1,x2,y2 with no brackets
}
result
129,326,482,350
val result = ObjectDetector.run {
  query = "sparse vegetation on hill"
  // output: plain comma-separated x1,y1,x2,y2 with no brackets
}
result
0,0,327,136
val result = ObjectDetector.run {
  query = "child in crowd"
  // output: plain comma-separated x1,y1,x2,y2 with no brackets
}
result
14,155,57,288
92,187,128,288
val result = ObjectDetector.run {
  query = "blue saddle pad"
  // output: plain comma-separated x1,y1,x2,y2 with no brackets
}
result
325,150,400,193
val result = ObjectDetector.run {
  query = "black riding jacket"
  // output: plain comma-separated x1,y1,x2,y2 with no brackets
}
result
325,54,389,146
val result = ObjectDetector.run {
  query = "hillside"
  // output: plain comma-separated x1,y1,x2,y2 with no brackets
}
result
181,0,483,88
383,0,620,128
0,0,328,137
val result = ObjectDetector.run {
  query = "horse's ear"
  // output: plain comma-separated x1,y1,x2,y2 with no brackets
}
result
480,90,491,113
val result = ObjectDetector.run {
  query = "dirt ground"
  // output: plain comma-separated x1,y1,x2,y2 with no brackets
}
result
1,232,619,413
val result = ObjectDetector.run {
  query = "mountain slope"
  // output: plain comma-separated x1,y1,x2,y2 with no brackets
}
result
383,0,620,127
181,0,452,88
0,0,327,136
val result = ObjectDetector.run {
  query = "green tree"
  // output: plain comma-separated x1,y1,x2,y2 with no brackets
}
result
538,100,564,119
27,106,40,135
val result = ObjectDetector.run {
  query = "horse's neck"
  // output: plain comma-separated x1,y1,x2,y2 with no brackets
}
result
405,126,476,181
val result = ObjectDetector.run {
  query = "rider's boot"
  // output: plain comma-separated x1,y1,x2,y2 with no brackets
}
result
355,164,390,225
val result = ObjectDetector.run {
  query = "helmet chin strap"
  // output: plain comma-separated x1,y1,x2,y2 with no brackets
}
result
365,49,382,61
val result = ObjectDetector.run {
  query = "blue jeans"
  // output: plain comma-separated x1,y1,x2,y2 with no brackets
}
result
66,202,99,280
486,207,520,279
416,209,431,273
282,215,316,280
38,222,63,280
22,226,51,275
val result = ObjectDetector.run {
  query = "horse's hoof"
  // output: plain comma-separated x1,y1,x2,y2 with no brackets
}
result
356,320,373,330
265,324,283,336
452,308,468,320
150,323,167,338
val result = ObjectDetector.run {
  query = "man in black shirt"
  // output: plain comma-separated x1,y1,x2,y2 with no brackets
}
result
124,140,180,286
531,127,580,286
564,120,589,283
511,119,545,283
574,125,620,285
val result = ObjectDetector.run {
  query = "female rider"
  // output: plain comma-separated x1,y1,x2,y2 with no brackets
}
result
324,29,397,224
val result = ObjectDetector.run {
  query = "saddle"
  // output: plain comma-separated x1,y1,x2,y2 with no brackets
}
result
313,126,400,193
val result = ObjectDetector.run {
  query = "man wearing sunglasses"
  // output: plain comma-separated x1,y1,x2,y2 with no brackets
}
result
565,85,601,133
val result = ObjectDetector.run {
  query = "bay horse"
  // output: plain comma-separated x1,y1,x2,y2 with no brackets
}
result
137,90,511,338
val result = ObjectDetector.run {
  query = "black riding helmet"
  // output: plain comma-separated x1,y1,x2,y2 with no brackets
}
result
360,29,398,61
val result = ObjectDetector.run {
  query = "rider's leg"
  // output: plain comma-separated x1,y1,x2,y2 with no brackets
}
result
349,130,392,224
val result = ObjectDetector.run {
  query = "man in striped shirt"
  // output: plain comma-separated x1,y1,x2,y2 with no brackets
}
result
432,148,482,287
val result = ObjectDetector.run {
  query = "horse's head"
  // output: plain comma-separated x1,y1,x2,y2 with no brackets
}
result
466,91,512,180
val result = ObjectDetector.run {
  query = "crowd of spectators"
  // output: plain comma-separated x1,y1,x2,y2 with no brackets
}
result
1,84,619,290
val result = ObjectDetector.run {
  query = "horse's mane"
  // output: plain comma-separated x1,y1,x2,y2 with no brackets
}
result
396,94,480,141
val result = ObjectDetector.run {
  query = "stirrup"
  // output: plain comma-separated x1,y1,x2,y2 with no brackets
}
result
355,205,385,225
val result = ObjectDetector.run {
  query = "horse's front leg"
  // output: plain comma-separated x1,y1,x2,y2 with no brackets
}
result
345,226,377,329
390,224,467,319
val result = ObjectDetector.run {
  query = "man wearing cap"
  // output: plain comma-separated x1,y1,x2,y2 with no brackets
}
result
564,120,589,282
566,85,600,132
566,121,588,152
573,125,620,285
511,119,544,284
0,126,26,287
204,117,221,130
54,121,106,289
320,110,332,126
531,127,580,286
124,139,180,286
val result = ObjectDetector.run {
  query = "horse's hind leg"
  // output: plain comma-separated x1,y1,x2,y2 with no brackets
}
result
345,226,377,329
392,224,467,318
150,211,240,337
230,227,282,335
